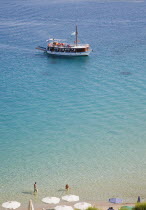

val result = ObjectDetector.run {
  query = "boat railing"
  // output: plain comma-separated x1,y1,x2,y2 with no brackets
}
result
48,43,89,48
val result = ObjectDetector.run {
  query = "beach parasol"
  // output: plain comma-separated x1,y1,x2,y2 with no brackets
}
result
62,195,79,202
28,200,34,210
42,197,60,204
109,198,123,204
74,202,92,210
2,201,21,209
55,205,74,210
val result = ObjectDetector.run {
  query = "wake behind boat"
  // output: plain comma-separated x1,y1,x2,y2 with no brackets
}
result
36,26,92,56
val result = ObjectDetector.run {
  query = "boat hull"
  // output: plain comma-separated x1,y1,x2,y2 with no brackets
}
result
46,50,91,56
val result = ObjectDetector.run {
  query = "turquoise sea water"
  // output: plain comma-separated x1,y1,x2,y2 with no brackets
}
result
0,0,146,206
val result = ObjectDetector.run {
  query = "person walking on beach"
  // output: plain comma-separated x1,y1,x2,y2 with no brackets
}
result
34,182,38,193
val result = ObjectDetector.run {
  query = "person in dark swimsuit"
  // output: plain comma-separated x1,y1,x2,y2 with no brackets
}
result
137,196,141,203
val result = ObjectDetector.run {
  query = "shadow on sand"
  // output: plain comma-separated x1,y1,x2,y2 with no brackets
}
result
22,191,33,195
58,189,66,192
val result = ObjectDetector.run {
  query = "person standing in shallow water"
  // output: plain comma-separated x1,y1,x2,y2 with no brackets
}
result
34,182,38,193
65,184,70,191
137,196,141,203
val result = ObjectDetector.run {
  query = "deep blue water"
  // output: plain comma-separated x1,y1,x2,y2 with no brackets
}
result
0,0,146,206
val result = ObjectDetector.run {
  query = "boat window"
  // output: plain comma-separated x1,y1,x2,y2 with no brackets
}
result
76,48,86,52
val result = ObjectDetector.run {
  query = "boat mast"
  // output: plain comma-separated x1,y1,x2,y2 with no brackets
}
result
75,25,78,46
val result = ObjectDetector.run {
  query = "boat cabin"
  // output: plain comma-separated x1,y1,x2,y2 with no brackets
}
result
47,43,90,53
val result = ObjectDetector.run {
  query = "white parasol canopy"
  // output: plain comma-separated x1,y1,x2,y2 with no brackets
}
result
55,205,74,210
62,195,79,202
2,201,21,209
74,202,92,210
42,197,60,204
28,200,34,210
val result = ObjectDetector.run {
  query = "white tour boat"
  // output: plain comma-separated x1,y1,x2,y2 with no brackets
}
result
36,26,92,56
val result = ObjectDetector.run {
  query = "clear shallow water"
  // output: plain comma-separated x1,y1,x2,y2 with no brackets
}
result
0,0,146,206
